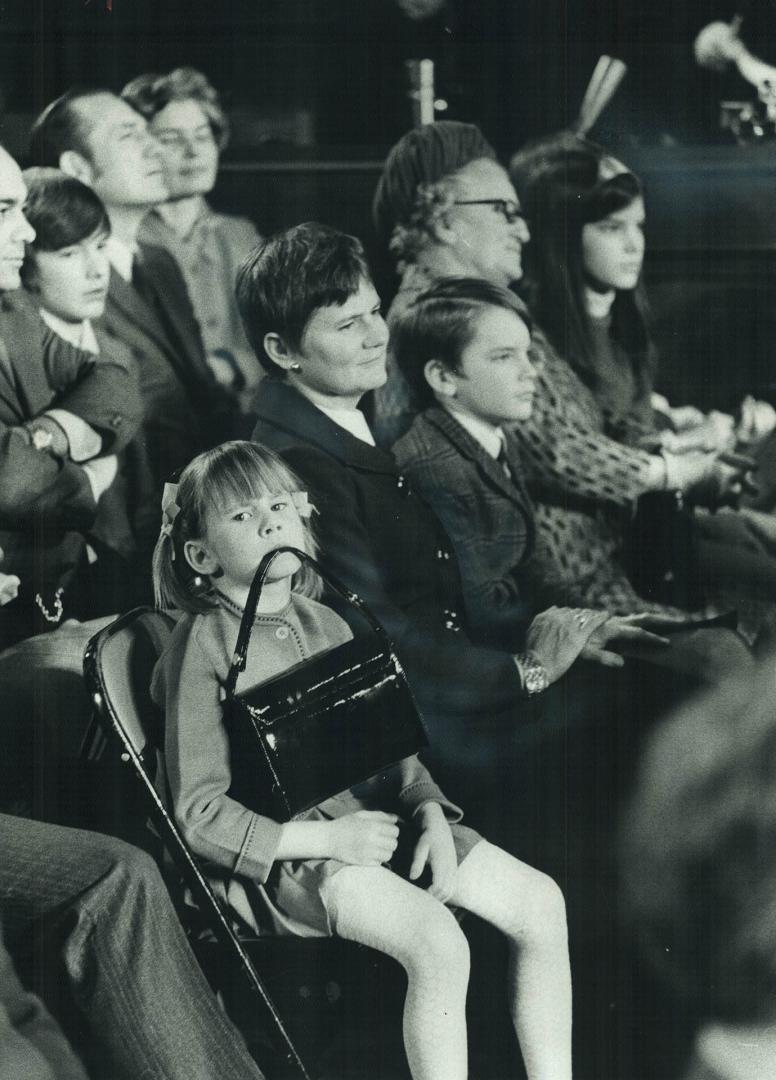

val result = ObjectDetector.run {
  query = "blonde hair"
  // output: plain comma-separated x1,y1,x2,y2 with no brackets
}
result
152,441,321,613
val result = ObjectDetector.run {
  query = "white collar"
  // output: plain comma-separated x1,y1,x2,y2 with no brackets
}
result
444,404,504,460
39,309,99,355
315,401,376,446
106,234,137,283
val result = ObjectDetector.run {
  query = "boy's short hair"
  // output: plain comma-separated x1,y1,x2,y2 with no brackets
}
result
236,222,371,377
392,277,533,408
21,169,110,287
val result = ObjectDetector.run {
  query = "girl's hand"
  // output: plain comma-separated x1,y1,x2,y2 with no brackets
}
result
0,548,20,608
737,395,776,449
666,404,707,434
659,414,735,455
409,803,457,903
0,571,20,608
327,811,399,866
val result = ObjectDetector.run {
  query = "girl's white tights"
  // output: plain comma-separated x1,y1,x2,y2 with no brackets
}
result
321,839,572,1080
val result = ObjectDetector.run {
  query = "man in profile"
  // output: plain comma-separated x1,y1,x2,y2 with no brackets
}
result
28,89,238,485
0,143,265,1080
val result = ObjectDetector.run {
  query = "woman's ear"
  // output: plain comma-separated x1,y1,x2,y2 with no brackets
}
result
424,358,457,399
263,332,299,374
430,213,458,248
183,538,219,577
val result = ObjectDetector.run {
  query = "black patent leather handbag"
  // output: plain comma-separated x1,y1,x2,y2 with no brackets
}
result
222,547,428,822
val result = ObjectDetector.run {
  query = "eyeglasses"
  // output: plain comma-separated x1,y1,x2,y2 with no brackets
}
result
453,198,526,224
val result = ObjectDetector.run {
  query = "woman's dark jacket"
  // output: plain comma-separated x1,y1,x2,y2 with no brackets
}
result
251,378,529,728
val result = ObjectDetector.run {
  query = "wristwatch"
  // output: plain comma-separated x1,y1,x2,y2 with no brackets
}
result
514,650,549,696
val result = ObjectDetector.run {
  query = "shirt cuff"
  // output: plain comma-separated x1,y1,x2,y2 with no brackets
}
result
81,456,118,502
44,409,102,462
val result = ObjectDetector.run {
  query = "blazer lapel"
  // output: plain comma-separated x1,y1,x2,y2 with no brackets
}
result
426,407,529,510
104,268,172,356
254,379,398,475
138,243,207,376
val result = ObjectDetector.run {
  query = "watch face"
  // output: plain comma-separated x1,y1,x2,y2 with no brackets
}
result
31,427,53,450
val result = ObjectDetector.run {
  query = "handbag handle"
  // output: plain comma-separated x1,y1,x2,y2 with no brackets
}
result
225,546,391,694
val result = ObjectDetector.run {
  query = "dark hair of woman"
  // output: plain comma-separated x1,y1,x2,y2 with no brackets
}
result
511,134,653,392
236,222,370,377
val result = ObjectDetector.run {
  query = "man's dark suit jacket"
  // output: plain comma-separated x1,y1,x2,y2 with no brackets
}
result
393,407,540,652
96,241,234,486
0,291,142,645
251,378,529,733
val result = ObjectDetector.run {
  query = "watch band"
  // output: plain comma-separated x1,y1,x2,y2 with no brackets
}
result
514,650,549,696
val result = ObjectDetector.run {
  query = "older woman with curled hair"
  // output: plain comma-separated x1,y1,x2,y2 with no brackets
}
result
372,120,529,446
372,122,731,620
122,67,262,402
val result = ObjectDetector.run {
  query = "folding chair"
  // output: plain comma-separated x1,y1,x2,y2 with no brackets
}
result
82,607,313,1080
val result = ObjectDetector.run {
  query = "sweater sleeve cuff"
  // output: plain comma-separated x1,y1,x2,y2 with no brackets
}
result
399,781,463,824
233,814,283,883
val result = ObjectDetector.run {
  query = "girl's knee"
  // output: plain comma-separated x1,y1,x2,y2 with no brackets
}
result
521,871,568,948
407,906,470,983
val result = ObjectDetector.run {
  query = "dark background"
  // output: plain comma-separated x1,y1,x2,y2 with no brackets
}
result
3,0,776,405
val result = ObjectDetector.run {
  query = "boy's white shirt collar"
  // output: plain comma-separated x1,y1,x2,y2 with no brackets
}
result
315,401,376,446
39,308,100,355
106,234,136,283
443,402,504,460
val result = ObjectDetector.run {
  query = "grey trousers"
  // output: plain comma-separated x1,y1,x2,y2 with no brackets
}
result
0,813,264,1080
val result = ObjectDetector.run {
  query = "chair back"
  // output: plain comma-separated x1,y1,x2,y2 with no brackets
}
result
83,608,310,1080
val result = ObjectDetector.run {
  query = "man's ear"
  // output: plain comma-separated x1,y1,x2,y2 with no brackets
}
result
423,358,457,399
263,332,299,373
59,150,95,186
183,538,219,577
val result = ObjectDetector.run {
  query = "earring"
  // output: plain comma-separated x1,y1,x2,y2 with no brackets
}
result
289,362,302,373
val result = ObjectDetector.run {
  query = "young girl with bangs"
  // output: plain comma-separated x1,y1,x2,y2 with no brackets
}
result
510,134,776,627
150,438,573,1080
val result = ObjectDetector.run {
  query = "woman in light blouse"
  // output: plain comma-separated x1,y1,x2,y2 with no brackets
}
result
123,67,262,407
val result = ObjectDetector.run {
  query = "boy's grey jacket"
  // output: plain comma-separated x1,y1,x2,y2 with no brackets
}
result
393,406,537,651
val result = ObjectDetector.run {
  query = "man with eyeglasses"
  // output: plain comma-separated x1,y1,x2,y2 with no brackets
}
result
371,120,530,446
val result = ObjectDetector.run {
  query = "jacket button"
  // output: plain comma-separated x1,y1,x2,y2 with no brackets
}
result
444,609,460,631
275,626,289,640
110,414,123,428
396,475,405,489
